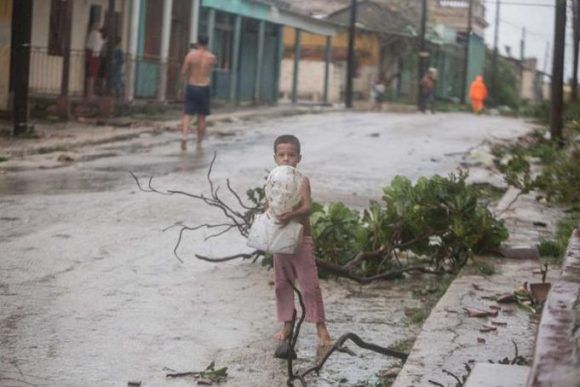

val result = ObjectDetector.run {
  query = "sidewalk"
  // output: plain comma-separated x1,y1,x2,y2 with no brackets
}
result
391,189,564,387
0,103,332,159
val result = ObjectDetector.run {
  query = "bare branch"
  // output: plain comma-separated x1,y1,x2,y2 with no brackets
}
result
293,332,408,382
204,225,237,241
342,249,386,271
207,151,217,196
195,251,261,263
316,259,442,284
442,369,462,385
129,171,171,196
285,280,409,386
227,178,253,210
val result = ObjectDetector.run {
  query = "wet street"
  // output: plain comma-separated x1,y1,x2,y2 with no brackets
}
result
0,111,534,386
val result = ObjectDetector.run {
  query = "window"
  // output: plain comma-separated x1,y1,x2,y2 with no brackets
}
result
48,0,70,56
215,12,234,70
438,0,469,8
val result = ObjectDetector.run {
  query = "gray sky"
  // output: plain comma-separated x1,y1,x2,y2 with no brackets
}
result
483,0,574,78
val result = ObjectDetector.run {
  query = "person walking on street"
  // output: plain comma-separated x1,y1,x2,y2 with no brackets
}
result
419,67,437,114
179,35,216,150
419,68,437,114
469,75,488,115
370,78,386,111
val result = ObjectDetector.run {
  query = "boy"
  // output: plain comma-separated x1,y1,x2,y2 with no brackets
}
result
270,135,332,352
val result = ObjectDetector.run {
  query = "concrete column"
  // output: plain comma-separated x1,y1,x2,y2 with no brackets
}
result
323,35,332,105
189,0,200,45
207,8,216,52
254,20,265,103
126,0,141,102
229,15,242,103
274,25,285,103
291,29,301,104
158,0,173,101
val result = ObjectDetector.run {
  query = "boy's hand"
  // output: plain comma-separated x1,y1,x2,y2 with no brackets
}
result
276,212,293,227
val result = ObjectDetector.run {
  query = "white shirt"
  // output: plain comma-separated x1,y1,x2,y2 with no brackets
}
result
85,30,104,56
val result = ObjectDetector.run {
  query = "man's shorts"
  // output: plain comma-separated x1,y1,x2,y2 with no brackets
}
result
184,85,210,116
87,56,101,78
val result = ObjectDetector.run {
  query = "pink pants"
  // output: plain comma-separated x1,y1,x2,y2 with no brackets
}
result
273,236,326,324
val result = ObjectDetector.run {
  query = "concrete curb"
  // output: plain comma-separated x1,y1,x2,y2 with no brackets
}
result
526,229,580,387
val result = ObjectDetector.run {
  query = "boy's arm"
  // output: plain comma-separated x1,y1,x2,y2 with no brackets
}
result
277,177,311,226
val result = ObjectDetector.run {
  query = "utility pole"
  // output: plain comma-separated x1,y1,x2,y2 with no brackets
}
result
550,0,566,144
520,27,526,99
491,0,500,105
57,0,74,120
417,0,428,108
12,0,33,135
571,0,579,102
461,0,474,104
520,28,526,63
106,0,117,96
345,0,357,108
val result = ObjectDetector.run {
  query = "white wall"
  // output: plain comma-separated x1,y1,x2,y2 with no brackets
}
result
29,0,125,96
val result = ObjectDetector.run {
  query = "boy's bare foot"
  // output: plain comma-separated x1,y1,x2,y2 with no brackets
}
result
317,323,333,346
274,322,293,342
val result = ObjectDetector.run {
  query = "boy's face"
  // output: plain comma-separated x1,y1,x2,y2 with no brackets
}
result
274,142,301,168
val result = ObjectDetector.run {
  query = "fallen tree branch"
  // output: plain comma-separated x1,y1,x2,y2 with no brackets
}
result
316,259,443,284
130,152,258,262
283,271,408,386
195,251,264,263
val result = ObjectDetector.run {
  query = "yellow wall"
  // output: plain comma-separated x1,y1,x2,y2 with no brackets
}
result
0,0,11,110
283,27,380,67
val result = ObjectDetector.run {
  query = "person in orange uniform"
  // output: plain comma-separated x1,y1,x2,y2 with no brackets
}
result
469,75,488,114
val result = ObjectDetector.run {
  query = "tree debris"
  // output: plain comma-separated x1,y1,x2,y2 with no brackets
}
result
166,361,228,384
463,307,498,318
281,269,408,386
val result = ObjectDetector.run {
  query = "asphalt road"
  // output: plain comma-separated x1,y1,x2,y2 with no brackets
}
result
0,111,534,386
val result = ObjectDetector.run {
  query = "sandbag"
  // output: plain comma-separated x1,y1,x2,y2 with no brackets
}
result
247,211,303,254
247,165,304,254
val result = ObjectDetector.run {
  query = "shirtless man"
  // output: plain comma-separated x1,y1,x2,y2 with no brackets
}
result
180,35,216,150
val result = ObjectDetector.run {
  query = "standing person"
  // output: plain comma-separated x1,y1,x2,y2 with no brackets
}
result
469,75,488,114
179,35,216,150
85,22,104,99
265,135,332,358
111,37,125,99
419,67,437,114
370,77,386,111
97,28,108,94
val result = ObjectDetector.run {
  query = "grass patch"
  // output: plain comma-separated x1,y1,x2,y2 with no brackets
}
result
539,211,579,265
406,308,429,325
0,156,8,163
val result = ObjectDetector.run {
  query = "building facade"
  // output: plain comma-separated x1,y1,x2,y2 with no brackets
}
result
1,0,338,114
